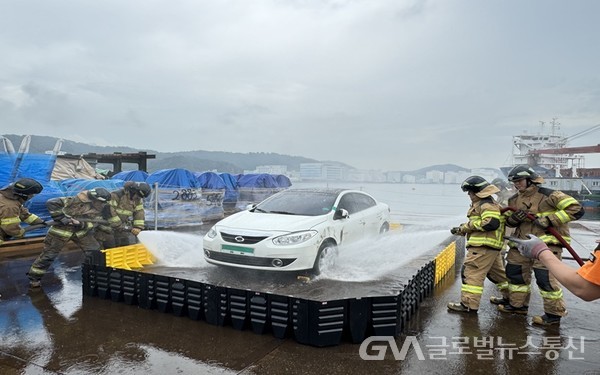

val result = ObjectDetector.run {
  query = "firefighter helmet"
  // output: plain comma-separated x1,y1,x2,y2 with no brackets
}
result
461,176,490,193
135,182,151,198
507,165,539,182
12,178,43,198
87,188,111,202
124,181,151,198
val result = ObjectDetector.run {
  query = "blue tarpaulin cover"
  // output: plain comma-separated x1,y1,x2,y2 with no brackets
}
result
274,174,292,188
146,168,199,188
237,173,279,188
14,154,56,183
0,154,16,187
219,173,240,208
193,172,226,189
111,170,149,182
24,181,65,237
144,169,208,227
0,154,56,186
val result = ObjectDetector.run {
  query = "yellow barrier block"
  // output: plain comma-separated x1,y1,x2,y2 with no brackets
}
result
390,222,403,231
434,241,456,285
102,243,155,270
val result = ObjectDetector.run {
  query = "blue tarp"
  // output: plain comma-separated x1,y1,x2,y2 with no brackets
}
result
193,172,226,189
0,154,55,187
24,181,64,237
0,154,16,187
111,170,149,182
192,172,226,221
13,154,56,184
146,168,199,189
219,173,240,208
274,174,292,188
237,173,279,188
144,169,208,227
236,174,280,210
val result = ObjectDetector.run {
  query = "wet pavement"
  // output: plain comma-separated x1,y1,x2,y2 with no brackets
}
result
1,222,600,374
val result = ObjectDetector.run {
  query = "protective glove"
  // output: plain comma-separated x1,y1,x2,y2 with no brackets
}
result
533,216,551,229
131,228,142,236
450,227,463,235
72,220,86,230
505,234,550,259
507,209,528,227
59,217,71,226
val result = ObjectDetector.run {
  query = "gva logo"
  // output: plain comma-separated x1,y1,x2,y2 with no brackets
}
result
359,336,425,361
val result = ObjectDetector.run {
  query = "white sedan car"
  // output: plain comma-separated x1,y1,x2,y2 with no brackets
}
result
203,188,390,273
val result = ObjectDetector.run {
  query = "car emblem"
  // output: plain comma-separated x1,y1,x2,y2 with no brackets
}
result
235,236,245,243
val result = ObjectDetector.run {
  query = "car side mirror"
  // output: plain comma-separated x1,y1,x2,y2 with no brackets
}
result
334,208,349,220
247,204,256,211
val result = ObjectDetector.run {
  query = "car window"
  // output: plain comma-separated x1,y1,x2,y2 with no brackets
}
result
337,193,358,214
256,190,338,216
354,193,376,212
338,192,376,214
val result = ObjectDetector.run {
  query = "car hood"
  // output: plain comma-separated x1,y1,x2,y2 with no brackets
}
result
215,210,329,234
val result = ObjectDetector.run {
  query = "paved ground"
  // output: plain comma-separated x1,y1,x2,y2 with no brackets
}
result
1,223,600,374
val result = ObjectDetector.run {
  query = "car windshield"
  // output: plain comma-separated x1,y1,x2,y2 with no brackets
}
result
254,190,338,216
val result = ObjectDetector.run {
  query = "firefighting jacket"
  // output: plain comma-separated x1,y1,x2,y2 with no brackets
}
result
46,191,121,239
110,188,145,229
0,189,43,244
505,185,584,245
97,188,145,233
460,195,505,250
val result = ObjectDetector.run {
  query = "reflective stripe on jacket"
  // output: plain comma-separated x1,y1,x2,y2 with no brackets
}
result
0,189,42,240
110,189,146,230
46,191,113,239
463,196,505,250
506,185,584,245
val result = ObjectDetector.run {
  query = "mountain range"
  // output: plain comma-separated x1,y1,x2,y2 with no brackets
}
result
2,134,470,176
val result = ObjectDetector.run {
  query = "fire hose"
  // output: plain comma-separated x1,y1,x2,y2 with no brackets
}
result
23,218,114,233
502,206,584,266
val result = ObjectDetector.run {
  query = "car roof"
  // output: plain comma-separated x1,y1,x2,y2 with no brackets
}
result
282,188,350,195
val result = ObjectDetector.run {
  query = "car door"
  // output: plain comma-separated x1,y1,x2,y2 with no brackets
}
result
353,192,384,235
335,192,367,243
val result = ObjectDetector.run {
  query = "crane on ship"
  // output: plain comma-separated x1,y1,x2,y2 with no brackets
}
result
517,122,600,178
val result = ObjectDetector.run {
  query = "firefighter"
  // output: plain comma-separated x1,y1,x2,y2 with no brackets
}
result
0,178,46,246
95,181,150,248
27,188,120,288
508,235,600,302
497,165,584,326
447,176,509,313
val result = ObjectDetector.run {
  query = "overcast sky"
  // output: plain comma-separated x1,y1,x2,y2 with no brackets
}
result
1,0,599,171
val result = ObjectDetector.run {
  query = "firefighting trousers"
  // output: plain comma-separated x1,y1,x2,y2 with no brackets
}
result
28,232,101,281
460,246,509,310
505,246,567,316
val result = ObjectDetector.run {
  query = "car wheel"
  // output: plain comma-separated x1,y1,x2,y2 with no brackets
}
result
312,241,337,275
379,222,389,234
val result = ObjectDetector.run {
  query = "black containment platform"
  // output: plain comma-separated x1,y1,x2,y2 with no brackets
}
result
82,238,464,347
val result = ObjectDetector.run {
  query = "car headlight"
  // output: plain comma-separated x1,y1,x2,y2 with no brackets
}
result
206,227,218,239
272,230,317,246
